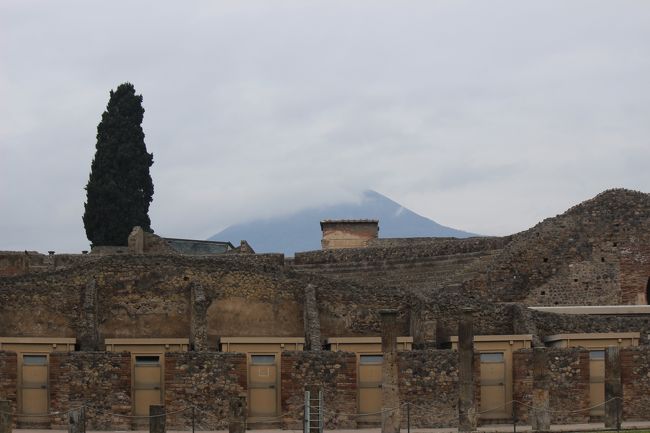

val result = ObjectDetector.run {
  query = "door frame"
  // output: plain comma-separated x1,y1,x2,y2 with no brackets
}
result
247,352,280,420
131,352,165,416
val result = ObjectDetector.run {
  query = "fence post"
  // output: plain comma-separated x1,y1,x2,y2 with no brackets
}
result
318,389,323,433
149,405,165,433
304,390,310,433
0,400,11,433
407,402,410,433
68,406,86,433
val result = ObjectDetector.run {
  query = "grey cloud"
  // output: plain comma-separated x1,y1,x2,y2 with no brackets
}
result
1,0,649,252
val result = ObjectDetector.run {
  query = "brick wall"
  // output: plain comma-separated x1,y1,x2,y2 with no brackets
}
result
164,352,247,430
281,351,357,429
621,347,650,420
513,348,589,424
0,351,17,426
49,352,131,429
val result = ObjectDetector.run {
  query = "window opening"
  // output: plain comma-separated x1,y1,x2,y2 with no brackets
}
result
23,354,47,366
135,355,160,365
359,354,383,365
251,355,276,365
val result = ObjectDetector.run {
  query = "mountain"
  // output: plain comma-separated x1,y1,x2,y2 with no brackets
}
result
209,190,478,255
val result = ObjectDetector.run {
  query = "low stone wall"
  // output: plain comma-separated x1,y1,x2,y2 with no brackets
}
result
398,350,459,427
49,352,131,430
164,352,247,430
513,348,589,424
621,347,650,420
281,351,357,429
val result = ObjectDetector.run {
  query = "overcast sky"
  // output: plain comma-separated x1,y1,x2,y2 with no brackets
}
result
1,1,649,253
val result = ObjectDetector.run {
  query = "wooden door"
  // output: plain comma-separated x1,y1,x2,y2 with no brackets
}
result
480,352,507,418
21,354,48,422
134,355,162,416
589,350,605,417
358,354,383,422
249,354,278,417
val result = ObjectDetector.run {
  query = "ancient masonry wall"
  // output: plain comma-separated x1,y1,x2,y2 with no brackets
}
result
292,237,507,292
621,347,650,420
164,352,247,430
513,348,590,424
281,351,357,429
398,350,459,427
0,351,17,422
49,352,132,430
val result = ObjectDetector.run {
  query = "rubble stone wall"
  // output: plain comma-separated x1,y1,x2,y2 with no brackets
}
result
513,348,590,424
164,352,247,430
621,347,650,420
280,351,357,429
398,350,459,427
49,352,132,430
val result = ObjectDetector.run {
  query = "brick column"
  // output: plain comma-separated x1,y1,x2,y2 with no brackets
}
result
531,349,550,432
605,346,622,429
0,400,11,433
149,405,165,433
458,308,477,432
380,309,400,433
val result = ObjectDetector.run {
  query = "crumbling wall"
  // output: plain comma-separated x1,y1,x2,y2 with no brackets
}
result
281,351,357,429
0,351,17,420
49,352,131,430
621,346,650,420
513,348,589,424
398,350,459,427
164,352,247,430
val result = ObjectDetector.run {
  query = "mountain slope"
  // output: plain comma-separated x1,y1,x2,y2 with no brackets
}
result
209,190,478,255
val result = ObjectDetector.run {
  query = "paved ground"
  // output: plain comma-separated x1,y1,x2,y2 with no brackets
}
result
11,423,650,433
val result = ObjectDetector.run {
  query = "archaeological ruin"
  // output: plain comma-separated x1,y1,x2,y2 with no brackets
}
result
1,188,650,430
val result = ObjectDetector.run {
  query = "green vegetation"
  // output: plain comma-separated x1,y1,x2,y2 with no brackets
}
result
83,83,154,246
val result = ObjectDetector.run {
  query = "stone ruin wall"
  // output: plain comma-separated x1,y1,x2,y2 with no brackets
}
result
1,253,650,351
513,348,590,425
292,189,650,308
0,351,17,425
49,352,132,430
2,347,650,429
281,351,358,429
163,352,247,430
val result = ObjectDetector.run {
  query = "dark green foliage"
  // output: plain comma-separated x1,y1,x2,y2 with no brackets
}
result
83,83,154,246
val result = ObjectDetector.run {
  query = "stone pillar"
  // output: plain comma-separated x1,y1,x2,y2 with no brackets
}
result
68,406,85,433
228,395,246,433
190,283,209,351
79,277,99,350
605,346,622,429
0,400,11,433
128,226,145,254
379,309,400,433
531,349,550,432
458,308,477,432
149,405,165,433
304,284,322,351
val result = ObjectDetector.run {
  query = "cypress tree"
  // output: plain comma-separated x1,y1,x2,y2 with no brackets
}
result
83,83,154,246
